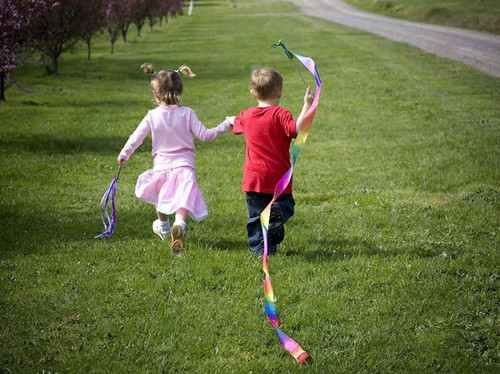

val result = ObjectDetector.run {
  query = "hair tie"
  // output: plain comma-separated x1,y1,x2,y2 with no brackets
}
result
151,71,157,77
174,70,179,74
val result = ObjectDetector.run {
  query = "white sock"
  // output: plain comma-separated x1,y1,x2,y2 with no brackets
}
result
173,219,186,231
159,219,170,231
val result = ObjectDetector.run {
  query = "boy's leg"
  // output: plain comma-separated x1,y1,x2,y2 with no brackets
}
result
274,194,295,222
246,192,277,256
268,194,295,245
268,204,285,245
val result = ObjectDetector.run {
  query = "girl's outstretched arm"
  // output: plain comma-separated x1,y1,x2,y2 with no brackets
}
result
190,112,232,142
118,116,151,163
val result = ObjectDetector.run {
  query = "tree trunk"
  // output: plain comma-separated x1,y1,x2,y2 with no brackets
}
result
0,71,6,102
87,39,92,60
149,15,155,32
48,55,58,75
121,23,129,42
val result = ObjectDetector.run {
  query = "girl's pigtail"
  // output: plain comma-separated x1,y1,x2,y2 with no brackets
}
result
177,65,196,78
141,63,155,76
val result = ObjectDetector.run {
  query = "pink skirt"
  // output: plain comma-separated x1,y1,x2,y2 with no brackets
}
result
135,166,208,221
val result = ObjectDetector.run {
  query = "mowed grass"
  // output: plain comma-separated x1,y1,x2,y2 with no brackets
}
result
343,0,500,34
1,0,499,372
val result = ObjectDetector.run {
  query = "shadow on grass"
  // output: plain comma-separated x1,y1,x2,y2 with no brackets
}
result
0,203,249,256
0,136,129,155
1,201,463,261
0,205,153,255
282,237,385,262
282,236,461,262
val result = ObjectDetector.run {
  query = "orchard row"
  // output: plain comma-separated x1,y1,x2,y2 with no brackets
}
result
1,0,185,101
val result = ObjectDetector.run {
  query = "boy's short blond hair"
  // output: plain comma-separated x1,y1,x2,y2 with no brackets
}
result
251,67,283,100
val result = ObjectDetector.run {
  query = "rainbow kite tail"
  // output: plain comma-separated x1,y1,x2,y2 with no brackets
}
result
275,326,310,364
258,41,322,364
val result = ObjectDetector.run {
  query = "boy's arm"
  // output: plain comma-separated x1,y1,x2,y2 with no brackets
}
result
295,86,315,133
231,115,244,135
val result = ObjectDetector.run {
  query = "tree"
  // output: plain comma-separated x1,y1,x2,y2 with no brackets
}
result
30,0,91,74
105,0,129,53
0,0,22,101
0,0,47,101
131,0,148,37
105,0,183,53
80,0,106,60
149,0,183,31
146,0,159,32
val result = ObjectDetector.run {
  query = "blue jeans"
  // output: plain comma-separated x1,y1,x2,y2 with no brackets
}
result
245,192,295,256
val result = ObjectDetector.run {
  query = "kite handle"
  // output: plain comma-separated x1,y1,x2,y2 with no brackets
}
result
272,40,308,89
116,164,123,181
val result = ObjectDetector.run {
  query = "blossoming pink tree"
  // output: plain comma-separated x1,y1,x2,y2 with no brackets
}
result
80,0,106,60
1,0,185,100
105,0,133,53
29,0,95,74
0,0,46,101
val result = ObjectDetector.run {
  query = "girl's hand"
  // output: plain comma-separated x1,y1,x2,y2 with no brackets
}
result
118,156,127,164
226,116,236,126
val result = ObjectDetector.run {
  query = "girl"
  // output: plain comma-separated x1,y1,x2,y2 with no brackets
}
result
118,63,232,254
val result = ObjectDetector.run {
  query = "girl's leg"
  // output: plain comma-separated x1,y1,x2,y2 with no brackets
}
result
157,211,170,231
173,208,188,230
157,211,169,222
153,210,171,240
170,208,187,254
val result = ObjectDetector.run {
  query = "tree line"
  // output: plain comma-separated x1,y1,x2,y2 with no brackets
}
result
1,0,184,102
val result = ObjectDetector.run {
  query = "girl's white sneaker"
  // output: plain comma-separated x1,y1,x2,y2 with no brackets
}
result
152,219,170,241
170,225,185,254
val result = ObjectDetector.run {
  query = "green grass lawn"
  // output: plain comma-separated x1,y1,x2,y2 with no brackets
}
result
1,0,499,372
343,0,500,34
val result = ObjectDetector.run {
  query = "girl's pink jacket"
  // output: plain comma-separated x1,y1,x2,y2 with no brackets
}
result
119,105,231,170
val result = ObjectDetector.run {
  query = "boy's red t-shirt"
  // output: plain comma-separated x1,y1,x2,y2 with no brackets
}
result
233,106,297,194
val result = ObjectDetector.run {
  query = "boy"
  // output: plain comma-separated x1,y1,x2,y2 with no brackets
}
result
228,67,314,256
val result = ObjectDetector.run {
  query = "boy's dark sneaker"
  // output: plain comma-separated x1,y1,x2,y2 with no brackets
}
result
268,203,285,245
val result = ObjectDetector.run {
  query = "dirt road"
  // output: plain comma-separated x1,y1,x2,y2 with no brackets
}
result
287,0,500,77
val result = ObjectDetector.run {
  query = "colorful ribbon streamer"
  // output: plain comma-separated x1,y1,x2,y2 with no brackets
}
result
95,165,122,239
260,41,322,364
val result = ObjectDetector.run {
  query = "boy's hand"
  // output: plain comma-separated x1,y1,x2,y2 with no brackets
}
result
304,86,314,105
226,116,236,126
296,87,315,133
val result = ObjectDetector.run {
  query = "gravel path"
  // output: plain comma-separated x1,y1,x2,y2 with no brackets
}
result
287,0,500,78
